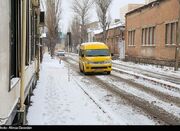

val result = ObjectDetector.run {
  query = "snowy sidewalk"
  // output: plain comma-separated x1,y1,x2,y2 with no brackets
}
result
27,53,114,125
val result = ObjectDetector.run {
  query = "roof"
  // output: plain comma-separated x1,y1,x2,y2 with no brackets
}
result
93,29,103,35
80,42,108,50
93,21,125,35
126,0,166,16
109,22,125,30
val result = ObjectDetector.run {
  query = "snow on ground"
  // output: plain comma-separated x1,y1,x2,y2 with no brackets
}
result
113,60,180,77
66,59,159,125
68,53,180,100
73,77,158,125
112,71,180,98
27,53,115,125
27,53,179,125
96,75,180,118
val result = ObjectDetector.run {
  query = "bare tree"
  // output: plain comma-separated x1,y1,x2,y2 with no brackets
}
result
71,0,94,43
71,16,81,53
95,0,113,43
46,0,62,58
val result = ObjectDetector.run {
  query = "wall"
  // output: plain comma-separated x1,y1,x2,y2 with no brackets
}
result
120,4,145,22
0,0,20,125
95,26,125,58
125,0,180,66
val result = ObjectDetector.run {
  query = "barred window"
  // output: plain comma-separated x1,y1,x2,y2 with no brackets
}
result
128,30,135,46
142,26,155,46
165,22,178,45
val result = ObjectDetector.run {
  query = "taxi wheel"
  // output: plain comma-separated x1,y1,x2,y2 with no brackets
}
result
107,71,111,75
83,66,88,75
79,64,83,73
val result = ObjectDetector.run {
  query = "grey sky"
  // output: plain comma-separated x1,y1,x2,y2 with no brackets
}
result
61,0,145,32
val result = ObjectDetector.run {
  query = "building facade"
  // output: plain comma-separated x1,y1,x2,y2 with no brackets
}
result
125,0,180,66
120,4,145,23
95,22,125,58
0,0,42,125
86,21,101,42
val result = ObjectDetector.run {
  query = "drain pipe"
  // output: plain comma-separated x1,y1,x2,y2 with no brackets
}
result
175,0,180,71
19,0,27,125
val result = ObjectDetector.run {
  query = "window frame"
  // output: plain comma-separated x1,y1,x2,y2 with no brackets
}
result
128,30,136,47
26,0,30,65
9,0,22,91
142,26,156,47
165,21,178,46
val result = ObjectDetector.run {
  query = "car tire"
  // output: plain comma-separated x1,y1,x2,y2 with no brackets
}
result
83,66,88,75
79,64,83,73
107,71,111,75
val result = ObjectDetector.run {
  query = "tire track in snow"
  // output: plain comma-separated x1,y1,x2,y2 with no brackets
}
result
63,58,161,125
64,57,180,125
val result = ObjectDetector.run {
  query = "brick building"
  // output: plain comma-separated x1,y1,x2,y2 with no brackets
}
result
120,4,145,22
95,22,125,58
125,0,180,66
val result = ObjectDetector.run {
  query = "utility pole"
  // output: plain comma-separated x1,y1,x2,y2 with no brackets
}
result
20,0,27,125
175,0,180,71
37,11,40,80
67,32,72,82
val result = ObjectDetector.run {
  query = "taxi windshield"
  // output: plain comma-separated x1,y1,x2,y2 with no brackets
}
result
85,49,110,57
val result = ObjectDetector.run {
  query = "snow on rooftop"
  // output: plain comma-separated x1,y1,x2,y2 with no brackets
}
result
109,22,125,29
93,21,125,35
94,29,103,35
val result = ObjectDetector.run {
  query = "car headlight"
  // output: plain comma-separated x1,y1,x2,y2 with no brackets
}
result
86,60,112,64
103,60,112,64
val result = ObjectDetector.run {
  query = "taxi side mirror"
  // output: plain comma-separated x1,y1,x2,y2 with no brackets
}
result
111,53,114,57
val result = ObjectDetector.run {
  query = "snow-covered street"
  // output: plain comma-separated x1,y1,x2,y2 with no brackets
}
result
27,53,180,125
27,53,114,125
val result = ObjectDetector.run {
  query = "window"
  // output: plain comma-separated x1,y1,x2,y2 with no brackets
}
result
165,22,178,45
26,0,30,65
10,0,21,79
85,50,110,57
128,30,135,46
142,26,155,46
31,8,36,61
40,12,45,25
10,0,16,78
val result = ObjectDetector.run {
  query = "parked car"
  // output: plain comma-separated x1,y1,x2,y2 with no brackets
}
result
57,50,65,56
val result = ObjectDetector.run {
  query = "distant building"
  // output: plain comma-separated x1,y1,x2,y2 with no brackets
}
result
95,22,125,58
86,21,101,42
86,21,100,29
120,4,145,22
55,33,66,51
125,0,180,66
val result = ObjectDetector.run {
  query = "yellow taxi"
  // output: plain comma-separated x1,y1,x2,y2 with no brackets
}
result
79,42,112,75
